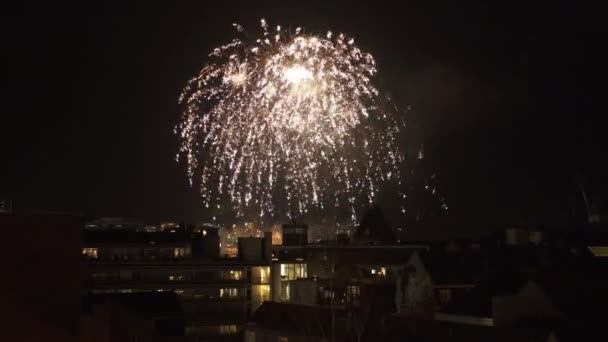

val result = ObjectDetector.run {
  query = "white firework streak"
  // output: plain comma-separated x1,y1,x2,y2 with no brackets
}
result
177,19,405,222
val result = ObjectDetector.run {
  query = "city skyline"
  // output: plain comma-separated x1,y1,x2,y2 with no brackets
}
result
3,1,603,240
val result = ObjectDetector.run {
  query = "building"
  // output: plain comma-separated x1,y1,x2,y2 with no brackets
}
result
244,301,352,342
81,291,185,342
82,226,272,341
0,198,11,212
85,217,145,231
1,212,83,341
238,222,433,341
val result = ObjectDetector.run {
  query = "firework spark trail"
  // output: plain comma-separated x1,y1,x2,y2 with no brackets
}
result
177,19,407,222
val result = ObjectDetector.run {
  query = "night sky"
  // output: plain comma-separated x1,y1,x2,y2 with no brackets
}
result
3,1,604,239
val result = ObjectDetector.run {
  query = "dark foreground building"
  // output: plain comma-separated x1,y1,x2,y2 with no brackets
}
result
244,223,608,342
1,212,83,341
82,227,272,341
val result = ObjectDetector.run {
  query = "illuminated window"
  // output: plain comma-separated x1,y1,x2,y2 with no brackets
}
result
322,289,335,299
439,289,452,305
174,248,185,258
169,275,183,281
174,289,184,295
279,337,289,342
280,282,290,301
588,246,608,257
280,264,307,280
380,267,387,276
223,270,243,280
219,324,238,335
252,266,270,284
346,286,360,305
220,288,239,298
252,285,270,311
260,267,269,283
82,248,98,259
371,269,376,275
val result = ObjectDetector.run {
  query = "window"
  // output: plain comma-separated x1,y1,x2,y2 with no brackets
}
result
174,248,185,258
280,282,290,301
439,289,452,305
346,286,360,305
193,288,218,300
280,264,307,280
588,246,608,257
252,266,270,284
322,289,335,300
220,288,239,298
219,324,238,335
278,336,289,342
83,248,98,259
380,267,387,276
252,285,270,312
174,289,184,295
222,269,243,280
168,275,183,281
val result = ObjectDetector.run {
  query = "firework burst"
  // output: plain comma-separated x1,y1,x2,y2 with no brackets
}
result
177,19,407,223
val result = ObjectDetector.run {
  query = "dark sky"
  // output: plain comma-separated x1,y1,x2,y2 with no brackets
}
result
3,1,604,238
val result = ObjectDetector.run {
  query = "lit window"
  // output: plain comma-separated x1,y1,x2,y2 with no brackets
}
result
380,267,387,276
175,289,184,295
260,267,268,283
279,337,289,342
223,270,242,280
280,264,307,280
220,288,239,298
83,248,98,259
169,275,183,281
252,284,270,311
588,246,608,257
219,324,238,335
371,269,376,275
202,229,207,236
439,289,452,305
346,286,360,305
174,248,185,258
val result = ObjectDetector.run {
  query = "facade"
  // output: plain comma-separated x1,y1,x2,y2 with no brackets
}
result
270,243,429,305
241,223,432,341
82,227,271,341
1,212,83,341
81,291,185,342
